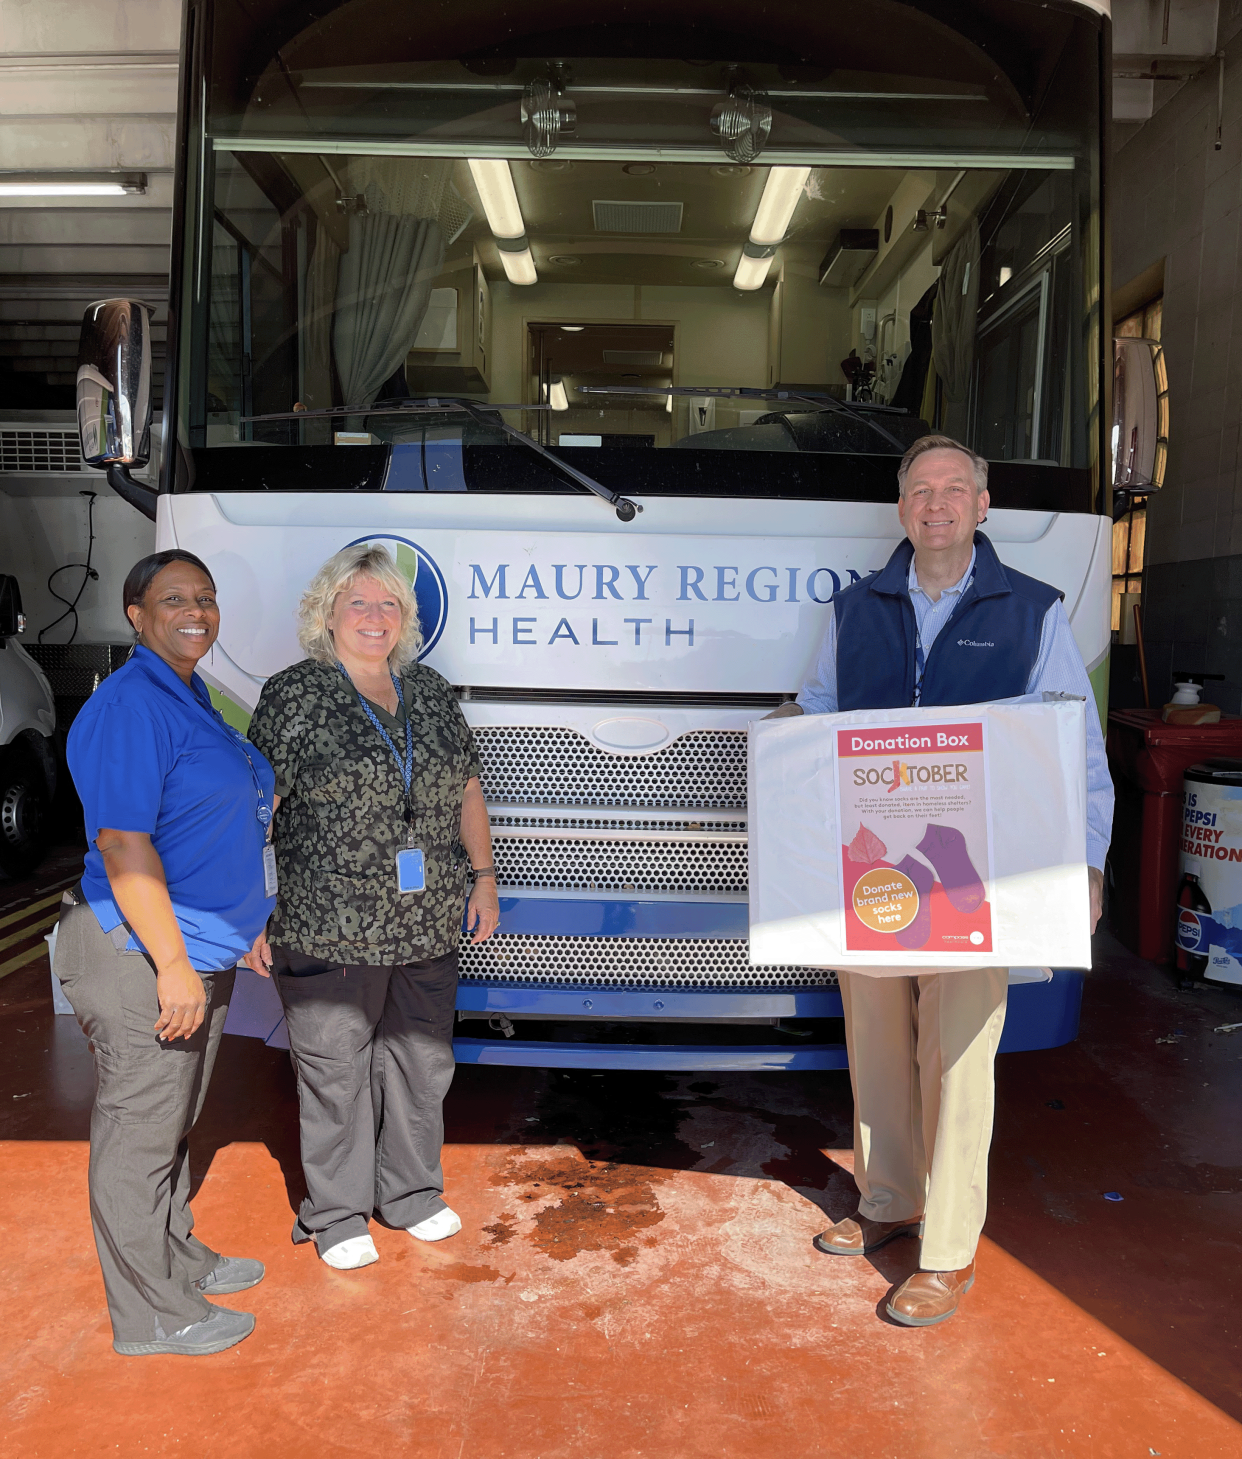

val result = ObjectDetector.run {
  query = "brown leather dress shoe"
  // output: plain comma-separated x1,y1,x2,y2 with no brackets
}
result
885,1263,976,1326
812,1211,922,1256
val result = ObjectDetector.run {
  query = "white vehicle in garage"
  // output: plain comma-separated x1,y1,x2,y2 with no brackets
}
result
73,0,1142,1069
0,575,57,878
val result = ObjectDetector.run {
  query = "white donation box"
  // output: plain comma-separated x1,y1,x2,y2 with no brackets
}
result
748,698,1092,973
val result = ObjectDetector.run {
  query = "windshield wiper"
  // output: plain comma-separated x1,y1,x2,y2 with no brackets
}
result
578,384,912,454
451,399,641,522
241,397,641,521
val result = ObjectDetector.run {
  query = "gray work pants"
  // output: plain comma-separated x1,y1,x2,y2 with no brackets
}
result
272,948,458,1256
55,897,233,1344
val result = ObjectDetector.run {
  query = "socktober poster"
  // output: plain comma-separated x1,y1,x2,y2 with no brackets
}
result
835,721,993,954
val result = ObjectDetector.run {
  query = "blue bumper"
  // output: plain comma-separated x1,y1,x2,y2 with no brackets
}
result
224,889,1085,1069
452,972,1084,1070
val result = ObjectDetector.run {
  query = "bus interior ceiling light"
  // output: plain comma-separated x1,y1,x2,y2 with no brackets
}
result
467,158,536,286
733,166,810,291
0,172,147,197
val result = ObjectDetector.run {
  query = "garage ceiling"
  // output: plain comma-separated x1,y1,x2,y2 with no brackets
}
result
0,0,178,410
0,0,1222,415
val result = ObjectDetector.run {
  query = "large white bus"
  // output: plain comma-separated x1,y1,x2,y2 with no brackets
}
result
75,0,1115,1068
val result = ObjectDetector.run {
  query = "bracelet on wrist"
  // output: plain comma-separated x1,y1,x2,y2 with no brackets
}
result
471,866,496,878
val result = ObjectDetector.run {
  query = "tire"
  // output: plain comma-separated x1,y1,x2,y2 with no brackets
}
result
0,749,51,878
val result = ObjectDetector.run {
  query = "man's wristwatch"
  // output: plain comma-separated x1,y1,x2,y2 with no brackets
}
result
471,866,496,878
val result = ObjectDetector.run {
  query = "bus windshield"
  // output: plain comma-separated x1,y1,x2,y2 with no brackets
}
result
183,0,1105,509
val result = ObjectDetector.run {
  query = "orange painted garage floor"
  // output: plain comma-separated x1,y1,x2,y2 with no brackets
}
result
2,846,1241,1459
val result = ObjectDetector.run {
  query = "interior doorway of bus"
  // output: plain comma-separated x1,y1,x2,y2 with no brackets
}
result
527,322,674,448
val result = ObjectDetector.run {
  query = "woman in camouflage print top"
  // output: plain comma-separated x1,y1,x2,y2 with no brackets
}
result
245,543,498,1271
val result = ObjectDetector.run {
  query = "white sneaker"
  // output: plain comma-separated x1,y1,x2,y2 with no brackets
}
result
318,1234,379,1270
406,1207,462,1243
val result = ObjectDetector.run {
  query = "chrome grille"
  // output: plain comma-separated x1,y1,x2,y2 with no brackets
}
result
490,807,747,833
460,933,837,989
494,836,747,894
474,726,746,808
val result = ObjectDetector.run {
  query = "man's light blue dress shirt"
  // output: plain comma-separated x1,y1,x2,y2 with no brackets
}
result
796,548,1114,871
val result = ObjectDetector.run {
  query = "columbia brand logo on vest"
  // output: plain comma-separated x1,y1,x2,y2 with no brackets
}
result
346,535,449,659
957,639,995,648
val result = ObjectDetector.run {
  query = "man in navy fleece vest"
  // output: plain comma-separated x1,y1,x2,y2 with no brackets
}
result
773,434,1112,1327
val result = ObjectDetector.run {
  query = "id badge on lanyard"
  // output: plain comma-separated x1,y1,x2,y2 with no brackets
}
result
263,839,278,898
340,666,426,896
395,847,425,893
257,797,278,898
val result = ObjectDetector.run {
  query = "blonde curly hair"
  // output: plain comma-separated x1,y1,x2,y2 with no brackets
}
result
297,543,423,669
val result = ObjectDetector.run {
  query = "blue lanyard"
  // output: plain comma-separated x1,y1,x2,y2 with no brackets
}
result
912,568,974,707
188,679,272,833
338,665,416,830
227,724,273,832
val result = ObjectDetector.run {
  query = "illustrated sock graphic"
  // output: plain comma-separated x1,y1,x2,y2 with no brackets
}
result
916,822,985,914
894,855,934,949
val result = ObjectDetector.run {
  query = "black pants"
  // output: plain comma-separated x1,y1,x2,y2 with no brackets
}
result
272,947,458,1256
56,897,233,1343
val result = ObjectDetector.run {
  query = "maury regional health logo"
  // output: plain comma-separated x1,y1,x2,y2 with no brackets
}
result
347,535,449,659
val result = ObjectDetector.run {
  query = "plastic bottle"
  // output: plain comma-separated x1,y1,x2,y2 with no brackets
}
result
1174,871,1211,984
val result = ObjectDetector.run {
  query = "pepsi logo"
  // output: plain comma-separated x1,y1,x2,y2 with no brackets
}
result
1176,908,1203,951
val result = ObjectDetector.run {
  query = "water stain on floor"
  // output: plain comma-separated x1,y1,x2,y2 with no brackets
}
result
495,1149,668,1262
432,1262,513,1285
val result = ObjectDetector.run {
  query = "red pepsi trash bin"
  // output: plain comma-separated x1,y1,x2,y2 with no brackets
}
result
1106,710,1242,963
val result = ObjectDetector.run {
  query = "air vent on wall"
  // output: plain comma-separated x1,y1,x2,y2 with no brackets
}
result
592,200,684,233
602,350,665,367
818,229,880,288
0,428,82,473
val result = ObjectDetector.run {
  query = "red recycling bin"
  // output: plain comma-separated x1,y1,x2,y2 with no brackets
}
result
1107,709,1242,962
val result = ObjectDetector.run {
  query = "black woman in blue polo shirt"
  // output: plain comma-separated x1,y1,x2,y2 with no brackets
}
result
58,550,276,1358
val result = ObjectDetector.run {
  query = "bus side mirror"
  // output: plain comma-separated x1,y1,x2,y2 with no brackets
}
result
77,299,159,519
0,575,26,638
1112,336,1167,496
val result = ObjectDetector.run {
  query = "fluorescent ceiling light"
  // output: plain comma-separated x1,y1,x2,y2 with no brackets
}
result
547,379,569,411
750,166,811,244
500,247,538,286
467,159,525,238
733,165,810,291
468,158,536,285
733,252,774,291
0,172,147,197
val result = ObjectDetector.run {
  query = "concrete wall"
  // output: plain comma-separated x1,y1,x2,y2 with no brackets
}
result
1113,15,1242,710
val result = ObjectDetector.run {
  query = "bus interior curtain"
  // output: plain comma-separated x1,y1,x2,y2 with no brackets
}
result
333,212,445,414
303,228,340,409
298,225,341,443
931,221,980,404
